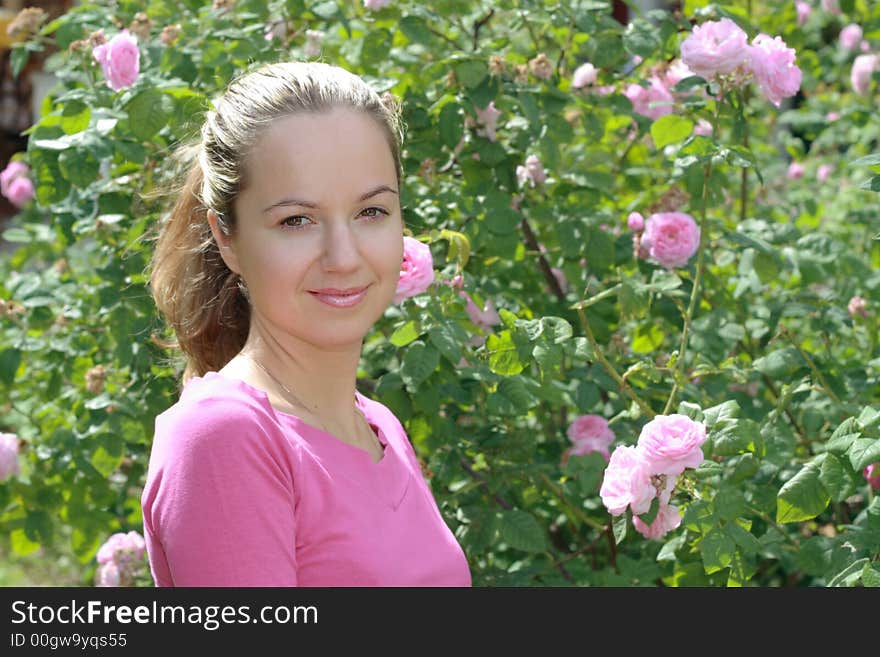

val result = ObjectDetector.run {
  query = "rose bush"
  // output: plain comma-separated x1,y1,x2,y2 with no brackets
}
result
1,0,878,587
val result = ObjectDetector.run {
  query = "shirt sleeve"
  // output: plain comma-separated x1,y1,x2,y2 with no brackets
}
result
142,396,298,586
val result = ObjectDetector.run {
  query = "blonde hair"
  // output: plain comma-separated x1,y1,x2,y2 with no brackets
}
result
149,62,405,383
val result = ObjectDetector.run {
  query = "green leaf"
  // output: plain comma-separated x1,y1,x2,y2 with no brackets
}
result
60,100,91,135
390,320,422,347
486,330,527,376
612,512,628,545
454,59,488,88
428,322,466,365
714,486,746,521
712,418,763,457
724,522,762,556
623,17,661,58
657,533,685,561
400,341,439,391
10,529,40,557
438,102,463,149
699,528,736,574
863,565,880,587
462,508,498,552
487,377,538,416
91,435,124,478
311,0,337,18
857,406,880,430
776,459,831,523
584,226,615,272
825,417,861,454
849,153,880,166
683,499,714,534
651,115,694,149
702,400,740,428
540,317,573,344
499,510,547,553
398,15,433,44
631,323,664,353
826,558,870,587
818,453,856,502
848,438,880,471
753,347,803,378
859,177,880,192
10,45,31,78
126,89,171,141
0,348,22,386
59,149,99,188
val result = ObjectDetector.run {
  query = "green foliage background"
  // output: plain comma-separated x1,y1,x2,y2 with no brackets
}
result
1,0,879,586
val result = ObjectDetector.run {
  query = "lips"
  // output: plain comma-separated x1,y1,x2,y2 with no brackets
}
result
308,285,369,308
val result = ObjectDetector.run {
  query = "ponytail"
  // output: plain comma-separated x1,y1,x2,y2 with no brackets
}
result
148,149,249,384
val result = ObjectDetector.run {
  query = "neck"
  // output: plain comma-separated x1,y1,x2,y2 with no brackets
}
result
241,319,363,423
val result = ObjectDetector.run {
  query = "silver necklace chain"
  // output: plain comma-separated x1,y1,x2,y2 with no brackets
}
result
240,352,373,445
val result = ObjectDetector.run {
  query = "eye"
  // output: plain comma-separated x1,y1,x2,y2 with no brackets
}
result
360,207,389,220
280,215,312,229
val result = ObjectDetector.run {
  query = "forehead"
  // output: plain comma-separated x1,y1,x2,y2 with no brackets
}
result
241,107,396,197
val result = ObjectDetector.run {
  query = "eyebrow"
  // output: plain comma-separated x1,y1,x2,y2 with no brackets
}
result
262,185,398,213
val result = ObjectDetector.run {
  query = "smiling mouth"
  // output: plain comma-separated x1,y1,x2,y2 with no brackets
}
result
308,286,369,308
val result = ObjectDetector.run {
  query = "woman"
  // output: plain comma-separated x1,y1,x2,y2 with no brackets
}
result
141,61,471,586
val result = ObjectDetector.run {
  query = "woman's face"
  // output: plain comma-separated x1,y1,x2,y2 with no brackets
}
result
210,107,404,351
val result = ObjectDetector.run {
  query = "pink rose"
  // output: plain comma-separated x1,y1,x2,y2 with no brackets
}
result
821,0,841,15
567,415,615,460
796,1,811,26
637,414,706,476
93,30,140,91
0,159,34,207
786,162,805,180
460,290,500,332
363,0,391,9
840,24,863,51
817,164,833,182
826,111,841,122
627,211,645,232
864,463,880,490
680,18,750,80
599,445,656,516
516,154,547,187
0,433,20,481
633,504,682,540
748,34,802,107
95,561,121,587
572,62,598,88
662,59,695,89
624,77,675,119
848,295,868,318
0,160,28,195
474,101,501,142
693,118,713,136
96,531,146,565
394,236,434,303
851,54,878,95
5,176,34,207
641,212,701,269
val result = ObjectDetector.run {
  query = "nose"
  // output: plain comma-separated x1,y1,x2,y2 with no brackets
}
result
320,219,361,272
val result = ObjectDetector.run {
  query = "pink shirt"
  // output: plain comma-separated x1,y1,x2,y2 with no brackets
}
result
141,371,471,586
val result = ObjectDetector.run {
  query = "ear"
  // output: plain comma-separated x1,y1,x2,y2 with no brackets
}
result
206,209,242,275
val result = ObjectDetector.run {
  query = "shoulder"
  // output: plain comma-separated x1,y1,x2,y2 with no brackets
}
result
154,372,285,455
